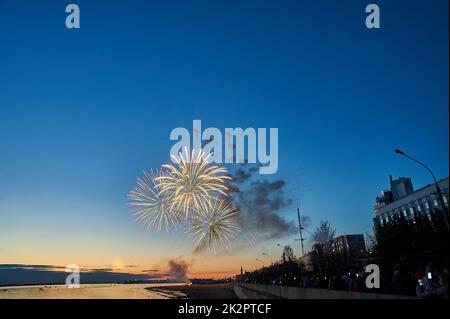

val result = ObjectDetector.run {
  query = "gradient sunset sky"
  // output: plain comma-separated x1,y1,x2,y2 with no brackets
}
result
0,0,448,279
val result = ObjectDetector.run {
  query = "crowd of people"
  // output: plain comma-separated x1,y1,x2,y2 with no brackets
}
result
413,263,448,299
238,261,449,299
298,272,369,291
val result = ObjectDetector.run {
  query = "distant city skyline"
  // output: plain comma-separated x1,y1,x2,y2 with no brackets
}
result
0,0,448,280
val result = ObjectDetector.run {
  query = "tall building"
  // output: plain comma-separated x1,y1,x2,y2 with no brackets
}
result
390,176,414,200
331,234,367,265
299,234,367,272
373,176,449,227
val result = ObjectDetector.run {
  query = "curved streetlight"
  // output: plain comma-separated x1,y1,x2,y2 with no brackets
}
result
394,149,449,229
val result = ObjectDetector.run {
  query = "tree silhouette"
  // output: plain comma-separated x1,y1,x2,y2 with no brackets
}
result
283,245,295,261
374,207,449,291
312,220,336,246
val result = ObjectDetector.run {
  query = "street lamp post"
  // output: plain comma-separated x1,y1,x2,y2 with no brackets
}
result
255,258,265,284
277,243,286,263
394,149,449,229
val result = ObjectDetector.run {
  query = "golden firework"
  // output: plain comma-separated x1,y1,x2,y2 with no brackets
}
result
128,170,180,232
186,199,241,254
156,148,231,219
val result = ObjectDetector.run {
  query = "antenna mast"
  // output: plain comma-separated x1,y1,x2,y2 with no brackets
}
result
297,204,305,257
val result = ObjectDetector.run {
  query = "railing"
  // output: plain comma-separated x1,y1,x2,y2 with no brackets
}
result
233,283,414,299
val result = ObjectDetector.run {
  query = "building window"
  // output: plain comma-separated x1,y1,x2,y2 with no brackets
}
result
417,205,422,212
403,210,408,217
433,199,439,207
425,202,430,209
443,196,448,204
409,207,414,215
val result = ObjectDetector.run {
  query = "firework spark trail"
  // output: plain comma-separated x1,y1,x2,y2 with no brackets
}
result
128,170,180,232
128,148,243,253
186,199,241,254
156,148,231,219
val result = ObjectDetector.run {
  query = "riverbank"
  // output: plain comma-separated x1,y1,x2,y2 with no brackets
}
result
146,283,237,299
0,283,184,299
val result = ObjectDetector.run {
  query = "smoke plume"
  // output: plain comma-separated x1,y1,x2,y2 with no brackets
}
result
230,165,298,241
167,258,190,282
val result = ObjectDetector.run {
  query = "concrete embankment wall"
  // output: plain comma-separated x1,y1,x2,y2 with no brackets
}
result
234,283,413,299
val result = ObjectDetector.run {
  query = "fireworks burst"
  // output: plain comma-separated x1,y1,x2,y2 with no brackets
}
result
186,199,241,254
156,148,231,218
128,148,242,253
128,170,180,232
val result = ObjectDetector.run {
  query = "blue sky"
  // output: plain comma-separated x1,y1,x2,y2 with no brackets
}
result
0,0,448,274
